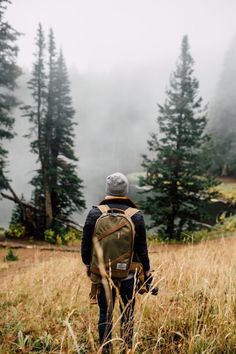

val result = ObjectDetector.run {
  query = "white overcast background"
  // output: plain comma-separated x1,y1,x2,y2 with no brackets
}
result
7,0,236,93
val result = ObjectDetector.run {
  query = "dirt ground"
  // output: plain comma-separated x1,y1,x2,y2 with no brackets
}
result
0,239,162,280
0,246,79,280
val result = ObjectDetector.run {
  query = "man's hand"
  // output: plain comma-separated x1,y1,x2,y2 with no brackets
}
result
145,271,159,296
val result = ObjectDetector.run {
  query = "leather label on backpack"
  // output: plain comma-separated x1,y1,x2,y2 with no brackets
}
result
116,263,127,270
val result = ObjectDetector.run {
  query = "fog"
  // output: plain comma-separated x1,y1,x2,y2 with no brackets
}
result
1,0,236,227
208,36,236,134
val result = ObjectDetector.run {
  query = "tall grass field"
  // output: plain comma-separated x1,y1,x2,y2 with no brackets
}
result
1,236,236,353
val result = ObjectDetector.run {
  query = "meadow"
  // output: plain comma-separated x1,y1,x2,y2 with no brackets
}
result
1,236,236,353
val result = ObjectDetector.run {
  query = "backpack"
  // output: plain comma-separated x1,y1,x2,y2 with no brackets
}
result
90,204,139,279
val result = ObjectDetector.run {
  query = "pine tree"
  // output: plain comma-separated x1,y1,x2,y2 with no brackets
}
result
51,49,85,217
24,27,58,230
43,31,85,223
22,23,47,232
140,35,217,240
24,25,85,236
0,0,21,189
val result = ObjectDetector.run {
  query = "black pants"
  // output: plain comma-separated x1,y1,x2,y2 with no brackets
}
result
97,277,135,353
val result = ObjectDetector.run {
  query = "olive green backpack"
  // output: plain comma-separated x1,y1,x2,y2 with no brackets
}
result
90,204,139,279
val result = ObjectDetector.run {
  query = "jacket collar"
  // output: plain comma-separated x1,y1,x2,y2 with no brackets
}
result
99,196,138,208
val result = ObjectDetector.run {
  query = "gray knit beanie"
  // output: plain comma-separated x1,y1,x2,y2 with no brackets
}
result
106,172,129,196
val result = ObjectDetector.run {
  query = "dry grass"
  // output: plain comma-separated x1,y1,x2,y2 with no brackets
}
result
0,238,236,353
213,179,236,202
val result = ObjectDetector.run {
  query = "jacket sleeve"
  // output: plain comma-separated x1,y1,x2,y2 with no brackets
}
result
132,212,151,272
81,207,101,266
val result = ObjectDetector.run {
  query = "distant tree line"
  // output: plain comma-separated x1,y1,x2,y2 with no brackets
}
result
0,0,235,241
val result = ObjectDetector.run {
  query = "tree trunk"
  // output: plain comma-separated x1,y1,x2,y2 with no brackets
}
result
221,163,229,177
45,188,53,228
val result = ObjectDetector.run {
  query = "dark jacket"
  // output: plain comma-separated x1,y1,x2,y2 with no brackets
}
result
81,196,151,272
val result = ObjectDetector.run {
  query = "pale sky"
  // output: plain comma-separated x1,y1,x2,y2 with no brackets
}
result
6,0,236,78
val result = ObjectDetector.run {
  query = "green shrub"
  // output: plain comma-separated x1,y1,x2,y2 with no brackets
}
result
32,332,52,352
4,249,18,261
63,228,80,244
0,227,5,240
55,234,62,245
44,229,56,244
44,227,81,245
6,224,26,238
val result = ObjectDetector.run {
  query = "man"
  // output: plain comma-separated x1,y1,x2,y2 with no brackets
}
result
81,172,155,353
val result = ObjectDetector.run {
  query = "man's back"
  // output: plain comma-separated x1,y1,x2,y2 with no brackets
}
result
81,196,150,273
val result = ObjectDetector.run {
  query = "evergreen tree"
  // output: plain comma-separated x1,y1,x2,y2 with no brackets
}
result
0,0,21,189
24,25,85,236
140,35,217,240
22,23,47,232
51,49,85,217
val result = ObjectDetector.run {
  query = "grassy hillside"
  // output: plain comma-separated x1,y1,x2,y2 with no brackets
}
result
1,237,236,353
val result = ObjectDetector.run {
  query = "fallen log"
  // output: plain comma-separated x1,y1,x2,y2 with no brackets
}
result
1,192,84,231
0,240,80,253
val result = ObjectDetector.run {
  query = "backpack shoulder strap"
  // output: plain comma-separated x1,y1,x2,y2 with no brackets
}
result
124,207,139,218
97,204,110,214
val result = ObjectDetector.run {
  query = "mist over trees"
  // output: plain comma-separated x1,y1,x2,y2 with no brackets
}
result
140,36,218,239
70,67,159,207
208,36,236,177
